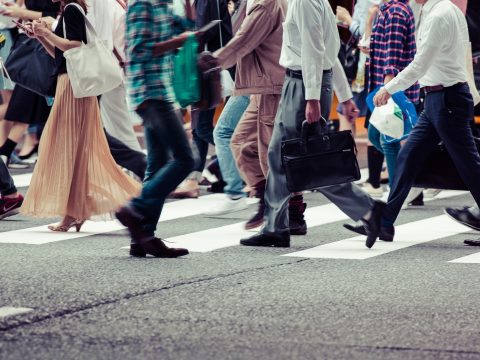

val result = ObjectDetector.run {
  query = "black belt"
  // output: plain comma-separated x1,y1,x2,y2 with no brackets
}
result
423,82,468,95
286,68,332,80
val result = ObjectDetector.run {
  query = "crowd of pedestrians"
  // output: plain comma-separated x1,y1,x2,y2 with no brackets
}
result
0,0,479,258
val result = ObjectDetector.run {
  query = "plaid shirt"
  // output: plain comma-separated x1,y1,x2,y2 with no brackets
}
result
125,0,189,110
368,0,419,102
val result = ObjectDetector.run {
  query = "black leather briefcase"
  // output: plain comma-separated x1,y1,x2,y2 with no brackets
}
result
414,138,480,191
281,120,361,192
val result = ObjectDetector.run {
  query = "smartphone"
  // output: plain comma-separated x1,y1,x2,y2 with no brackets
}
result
12,20,33,35
197,19,222,33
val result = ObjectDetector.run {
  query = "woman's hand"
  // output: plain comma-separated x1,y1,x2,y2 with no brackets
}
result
336,6,352,27
0,2,25,18
32,20,51,38
40,16,56,30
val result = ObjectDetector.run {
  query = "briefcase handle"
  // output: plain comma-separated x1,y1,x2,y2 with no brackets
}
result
300,118,329,153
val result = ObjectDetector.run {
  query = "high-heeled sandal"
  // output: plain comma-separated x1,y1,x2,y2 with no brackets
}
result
48,219,85,233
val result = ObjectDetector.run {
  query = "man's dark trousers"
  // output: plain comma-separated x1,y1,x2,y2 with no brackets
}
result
0,157,16,196
383,83,480,224
105,130,147,180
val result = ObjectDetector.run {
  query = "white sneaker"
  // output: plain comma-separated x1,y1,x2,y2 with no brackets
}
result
204,197,249,216
424,188,442,199
360,183,384,199
401,187,423,210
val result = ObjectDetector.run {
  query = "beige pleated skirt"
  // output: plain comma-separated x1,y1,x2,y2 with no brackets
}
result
21,74,141,220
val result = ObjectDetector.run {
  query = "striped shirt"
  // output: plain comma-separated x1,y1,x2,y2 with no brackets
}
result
368,0,419,102
125,0,189,110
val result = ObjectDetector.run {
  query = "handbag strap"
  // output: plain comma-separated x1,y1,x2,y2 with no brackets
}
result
62,3,98,44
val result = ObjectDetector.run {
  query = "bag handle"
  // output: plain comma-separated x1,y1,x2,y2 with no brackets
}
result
215,0,223,47
300,118,329,153
62,3,98,43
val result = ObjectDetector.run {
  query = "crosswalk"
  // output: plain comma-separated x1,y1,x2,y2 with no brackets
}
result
4,171,480,263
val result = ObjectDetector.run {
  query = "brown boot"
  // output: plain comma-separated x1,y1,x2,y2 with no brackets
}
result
289,195,307,235
245,180,266,230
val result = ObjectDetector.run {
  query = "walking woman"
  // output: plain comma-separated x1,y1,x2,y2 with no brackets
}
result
21,0,141,231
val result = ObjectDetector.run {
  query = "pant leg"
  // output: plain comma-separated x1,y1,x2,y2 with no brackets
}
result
383,110,440,224
231,96,265,188
105,130,147,180
213,95,250,197
131,101,194,235
262,76,308,235
380,135,400,187
257,94,281,178
0,156,16,196
100,83,142,152
431,85,480,206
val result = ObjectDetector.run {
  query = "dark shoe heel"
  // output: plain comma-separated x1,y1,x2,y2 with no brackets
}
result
130,244,147,257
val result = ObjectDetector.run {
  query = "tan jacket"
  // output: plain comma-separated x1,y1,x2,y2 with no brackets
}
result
214,0,287,95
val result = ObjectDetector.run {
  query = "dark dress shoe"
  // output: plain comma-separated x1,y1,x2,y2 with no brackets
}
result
343,223,394,242
130,244,146,257
361,201,386,249
445,207,480,231
408,192,424,206
140,237,189,258
115,205,148,241
240,232,290,247
464,239,480,246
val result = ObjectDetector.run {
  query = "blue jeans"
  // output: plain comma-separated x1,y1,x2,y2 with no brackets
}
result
368,124,400,187
0,156,16,196
213,95,250,197
132,100,194,235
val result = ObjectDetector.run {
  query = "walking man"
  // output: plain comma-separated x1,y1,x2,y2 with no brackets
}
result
116,0,194,258
240,0,382,247
367,0,480,248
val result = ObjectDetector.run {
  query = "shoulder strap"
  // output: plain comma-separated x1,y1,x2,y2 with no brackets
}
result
63,3,98,41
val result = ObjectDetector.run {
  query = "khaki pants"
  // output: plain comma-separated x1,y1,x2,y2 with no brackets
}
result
230,94,281,189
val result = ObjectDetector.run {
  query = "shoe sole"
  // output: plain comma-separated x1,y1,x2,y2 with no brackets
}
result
7,164,29,169
365,235,377,249
290,228,307,236
0,208,20,220
240,241,290,247
444,209,480,232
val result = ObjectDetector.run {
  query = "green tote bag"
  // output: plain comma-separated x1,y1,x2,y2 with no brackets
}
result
173,34,200,108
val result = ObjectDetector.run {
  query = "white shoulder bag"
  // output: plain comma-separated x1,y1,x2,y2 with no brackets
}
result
62,3,123,98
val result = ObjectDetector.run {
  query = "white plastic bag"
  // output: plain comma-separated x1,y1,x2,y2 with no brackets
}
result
220,69,234,98
369,98,404,139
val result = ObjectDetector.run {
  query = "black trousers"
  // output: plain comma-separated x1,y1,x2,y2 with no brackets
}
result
384,83,480,224
105,130,146,180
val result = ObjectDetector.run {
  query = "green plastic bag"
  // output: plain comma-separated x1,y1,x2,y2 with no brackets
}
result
173,34,200,108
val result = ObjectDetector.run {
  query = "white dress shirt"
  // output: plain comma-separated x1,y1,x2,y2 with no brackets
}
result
385,0,469,95
279,0,341,100
86,0,126,61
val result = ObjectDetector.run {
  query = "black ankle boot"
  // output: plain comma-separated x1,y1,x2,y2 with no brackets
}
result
289,196,307,235
245,180,266,230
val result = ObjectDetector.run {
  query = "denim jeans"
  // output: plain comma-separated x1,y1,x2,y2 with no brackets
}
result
368,124,400,187
213,95,250,197
191,108,216,174
132,100,194,235
0,156,16,196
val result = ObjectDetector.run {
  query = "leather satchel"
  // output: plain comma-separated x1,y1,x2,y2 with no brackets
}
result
338,35,360,83
5,34,57,97
281,120,361,192
196,51,222,110
414,139,480,191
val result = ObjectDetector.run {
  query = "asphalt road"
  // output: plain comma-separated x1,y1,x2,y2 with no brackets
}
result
1,169,480,359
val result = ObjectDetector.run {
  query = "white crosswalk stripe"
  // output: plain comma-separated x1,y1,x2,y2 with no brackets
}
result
449,252,480,263
1,176,476,263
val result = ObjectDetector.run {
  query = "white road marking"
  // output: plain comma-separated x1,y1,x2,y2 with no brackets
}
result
449,252,480,263
0,307,33,318
11,173,33,188
283,215,469,260
130,190,467,253
0,194,258,245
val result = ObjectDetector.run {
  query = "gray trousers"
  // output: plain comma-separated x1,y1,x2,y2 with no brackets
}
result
262,71,374,235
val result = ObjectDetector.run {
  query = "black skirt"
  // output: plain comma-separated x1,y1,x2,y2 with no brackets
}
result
5,85,52,124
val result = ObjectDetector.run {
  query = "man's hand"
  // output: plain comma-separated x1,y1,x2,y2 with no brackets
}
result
341,99,359,123
373,87,391,107
336,6,352,26
305,100,321,124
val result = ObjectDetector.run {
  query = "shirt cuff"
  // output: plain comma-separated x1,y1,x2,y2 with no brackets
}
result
384,66,399,77
305,87,321,101
384,80,401,95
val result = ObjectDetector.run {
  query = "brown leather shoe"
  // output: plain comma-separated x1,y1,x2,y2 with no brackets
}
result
140,237,189,258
